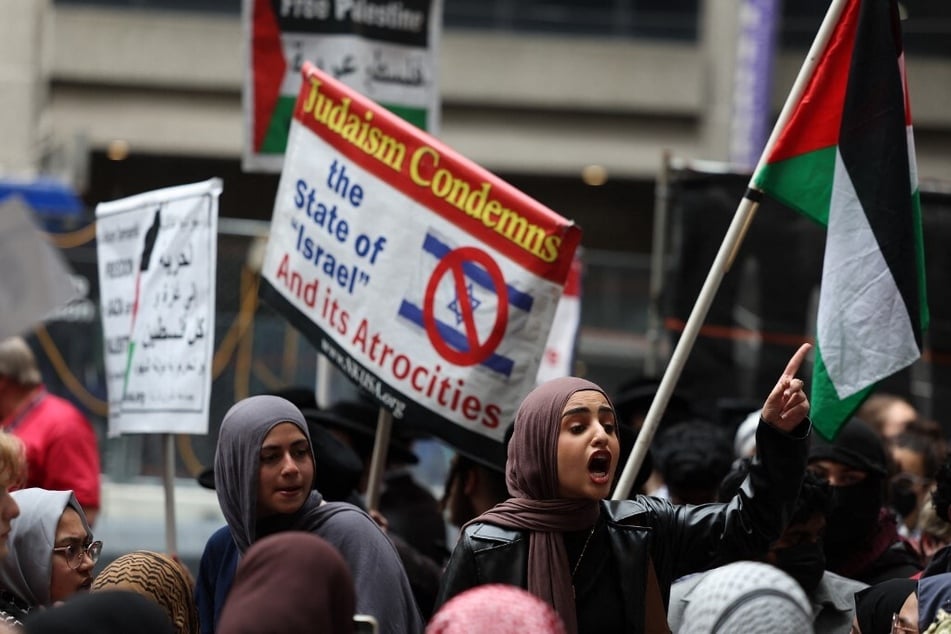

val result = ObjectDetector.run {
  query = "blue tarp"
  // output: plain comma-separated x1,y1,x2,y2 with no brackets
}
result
0,178,83,217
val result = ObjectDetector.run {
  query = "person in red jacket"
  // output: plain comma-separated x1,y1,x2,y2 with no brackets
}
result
0,337,100,525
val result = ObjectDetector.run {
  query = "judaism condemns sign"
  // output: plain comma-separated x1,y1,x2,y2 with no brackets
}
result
261,63,580,460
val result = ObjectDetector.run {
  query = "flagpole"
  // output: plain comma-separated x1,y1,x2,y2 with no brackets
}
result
612,0,851,500
163,433,178,556
364,407,392,512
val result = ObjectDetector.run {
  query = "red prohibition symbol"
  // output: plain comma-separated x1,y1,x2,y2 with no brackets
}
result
423,246,509,366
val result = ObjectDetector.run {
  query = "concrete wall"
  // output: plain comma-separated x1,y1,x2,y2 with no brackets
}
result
5,2,950,181
0,0,50,176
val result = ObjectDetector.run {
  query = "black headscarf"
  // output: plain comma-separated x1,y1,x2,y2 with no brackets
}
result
24,590,174,634
853,578,917,634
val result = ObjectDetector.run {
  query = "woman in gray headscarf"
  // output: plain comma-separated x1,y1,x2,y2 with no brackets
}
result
198,394,422,634
0,489,99,626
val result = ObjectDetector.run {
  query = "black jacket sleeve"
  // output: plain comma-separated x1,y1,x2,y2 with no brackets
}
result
434,522,526,611
646,418,811,585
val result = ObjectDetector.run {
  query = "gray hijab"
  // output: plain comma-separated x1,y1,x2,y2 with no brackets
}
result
0,488,91,607
214,394,330,553
215,395,425,632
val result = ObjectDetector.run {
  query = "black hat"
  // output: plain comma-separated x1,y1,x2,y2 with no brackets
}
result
305,400,419,466
197,467,215,490
611,377,695,428
808,416,888,477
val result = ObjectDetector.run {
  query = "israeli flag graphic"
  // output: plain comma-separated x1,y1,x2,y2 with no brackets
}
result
398,230,534,378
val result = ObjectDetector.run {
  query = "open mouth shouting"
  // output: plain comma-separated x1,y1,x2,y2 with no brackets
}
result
588,450,613,485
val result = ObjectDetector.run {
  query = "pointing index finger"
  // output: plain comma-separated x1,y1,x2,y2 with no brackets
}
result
783,343,813,378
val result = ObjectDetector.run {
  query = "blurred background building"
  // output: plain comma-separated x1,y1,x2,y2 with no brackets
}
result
2,0,951,565
4,1,950,389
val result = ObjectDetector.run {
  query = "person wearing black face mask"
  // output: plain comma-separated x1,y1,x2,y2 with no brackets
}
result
668,464,868,633
807,417,922,585
766,471,869,633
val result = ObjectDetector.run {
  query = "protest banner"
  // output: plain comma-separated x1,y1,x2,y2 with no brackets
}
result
96,179,221,436
536,252,582,384
0,197,79,339
260,63,581,462
243,0,443,172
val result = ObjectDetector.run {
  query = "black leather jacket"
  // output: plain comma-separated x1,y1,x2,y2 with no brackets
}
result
435,419,810,633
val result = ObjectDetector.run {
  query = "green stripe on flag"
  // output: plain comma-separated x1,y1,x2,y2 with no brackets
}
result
753,145,837,226
379,103,429,132
260,96,297,154
259,98,431,156
810,343,874,440
912,189,930,331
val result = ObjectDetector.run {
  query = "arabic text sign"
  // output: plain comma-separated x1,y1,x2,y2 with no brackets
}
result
96,179,221,435
242,0,442,172
261,64,580,454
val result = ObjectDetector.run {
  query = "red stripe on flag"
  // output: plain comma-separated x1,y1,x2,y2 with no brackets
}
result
899,53,913,127
766,0,860,164
252,0,286,152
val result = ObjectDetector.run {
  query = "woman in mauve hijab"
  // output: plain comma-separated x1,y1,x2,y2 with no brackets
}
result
197,395,422,634
436,344,814,634
217,532,356,634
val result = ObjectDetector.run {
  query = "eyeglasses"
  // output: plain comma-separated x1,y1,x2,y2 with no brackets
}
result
52,540,102,569
891,611,917,634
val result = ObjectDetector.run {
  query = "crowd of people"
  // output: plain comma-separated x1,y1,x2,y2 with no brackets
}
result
3,332,951,633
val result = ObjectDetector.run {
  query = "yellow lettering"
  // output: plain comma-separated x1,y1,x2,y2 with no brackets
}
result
482,200,501,228
298,79,563,265
341,113,362,142
375,136,405,171
302,77,322,114
410,146,437,186
541,234,561,263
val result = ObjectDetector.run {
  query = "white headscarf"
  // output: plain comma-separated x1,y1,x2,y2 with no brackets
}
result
681,561,814,633
0,488,90,607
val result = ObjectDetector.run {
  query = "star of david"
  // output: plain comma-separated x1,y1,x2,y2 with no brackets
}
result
447,283,480,326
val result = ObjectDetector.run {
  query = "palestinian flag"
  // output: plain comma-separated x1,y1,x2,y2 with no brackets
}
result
752,0,928,440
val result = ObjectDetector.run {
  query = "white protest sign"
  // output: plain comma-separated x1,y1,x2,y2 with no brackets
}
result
536,252,582,385
96,179,221,436
0,197,79,339
243,0,443,172
261,63,580,461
